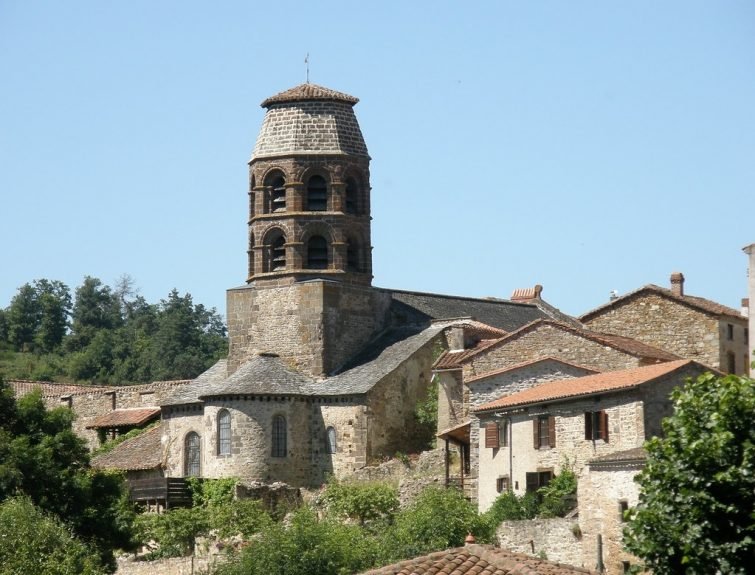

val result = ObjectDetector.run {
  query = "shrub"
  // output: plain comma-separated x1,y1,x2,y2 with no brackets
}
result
322,480,399,526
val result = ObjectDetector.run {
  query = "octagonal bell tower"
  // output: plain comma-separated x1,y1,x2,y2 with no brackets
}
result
227,84,390,378
247,83,373,286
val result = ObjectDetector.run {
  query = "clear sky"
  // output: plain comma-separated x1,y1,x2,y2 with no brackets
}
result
1,1,753,320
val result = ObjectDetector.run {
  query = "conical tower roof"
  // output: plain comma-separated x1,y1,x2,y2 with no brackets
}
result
260,83,359,107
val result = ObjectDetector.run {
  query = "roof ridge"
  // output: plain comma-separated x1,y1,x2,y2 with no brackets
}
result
465,356,600,384
384,287,539,308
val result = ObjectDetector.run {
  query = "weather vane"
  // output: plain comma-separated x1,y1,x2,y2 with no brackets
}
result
305,53,310,84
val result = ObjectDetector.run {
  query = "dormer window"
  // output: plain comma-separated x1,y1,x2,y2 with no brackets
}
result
307,175,327,211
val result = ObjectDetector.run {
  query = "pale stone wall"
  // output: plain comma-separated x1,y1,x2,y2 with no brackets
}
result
583,292,748,373
745,244,755,368
579,463,643,575
226,282,391,377
464,324,647,381
496,518,584,568
436,370,463,433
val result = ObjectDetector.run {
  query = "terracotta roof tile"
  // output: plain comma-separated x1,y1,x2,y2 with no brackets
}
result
85,407,161,429
91,425,163,471
358,545,593,575
434,340,500,370
261,83,359,107
475,359,704,412
580,284,743,321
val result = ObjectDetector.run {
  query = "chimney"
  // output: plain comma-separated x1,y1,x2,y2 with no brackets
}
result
511,284,543,302
743,298,749,319
670,272,685,297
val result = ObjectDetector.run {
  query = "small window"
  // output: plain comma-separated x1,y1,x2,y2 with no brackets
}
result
271,236,286,271
500,420,509,447
525,470,553,493
727,323,734,341
306,236,328,269
727,351,736,374
307,175,328,211
619,500,629,522
272,415,287,458
484,422,499,449
622,561,631,573
533,415,555,449
496,476,510,493
270,176,286,212
585,410,609,442
184,432,201,477
325,426,337,454
217,409,231,456
345,178,359,214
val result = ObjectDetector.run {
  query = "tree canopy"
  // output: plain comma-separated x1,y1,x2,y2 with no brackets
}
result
0,276,227,384
624,371,755,574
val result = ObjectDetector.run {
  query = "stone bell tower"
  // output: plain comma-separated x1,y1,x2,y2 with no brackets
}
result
227,84,391,378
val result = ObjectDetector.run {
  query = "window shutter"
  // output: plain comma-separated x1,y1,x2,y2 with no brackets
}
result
485,423,500,448
601,410,609,443
548,416,556,448
585,412,593,440
533,418,539,449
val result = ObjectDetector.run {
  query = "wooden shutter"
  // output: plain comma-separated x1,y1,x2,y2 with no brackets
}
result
548,416,556,448
601,410,609,443
533,418,540,449
485,423,499,449
585,412,593,440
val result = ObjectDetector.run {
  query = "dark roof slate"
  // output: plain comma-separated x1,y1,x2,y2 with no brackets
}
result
160,359,228,406
358,544,593,575
199,354,314,398
91,425,163,471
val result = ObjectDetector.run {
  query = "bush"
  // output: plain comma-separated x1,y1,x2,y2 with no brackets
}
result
322,480,399,525
135,507,208,558
484,490,538,524
537,467,577,518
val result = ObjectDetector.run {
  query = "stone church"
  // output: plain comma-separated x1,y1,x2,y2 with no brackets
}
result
149,82,572,487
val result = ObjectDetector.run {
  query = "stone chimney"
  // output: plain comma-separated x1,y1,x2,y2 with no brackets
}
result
510,284,543,302
670,272,685,297
742,298,749,319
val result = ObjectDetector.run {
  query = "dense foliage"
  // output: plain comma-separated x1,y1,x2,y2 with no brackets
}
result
624,372,755,574
321,479,399,525
0,379,135,572
0,275,227,384
0,497,107,575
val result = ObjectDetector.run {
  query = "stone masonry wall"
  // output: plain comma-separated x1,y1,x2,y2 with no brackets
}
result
583,293,747,373
226,282,390,377
464,324,648,381
496,518,584,569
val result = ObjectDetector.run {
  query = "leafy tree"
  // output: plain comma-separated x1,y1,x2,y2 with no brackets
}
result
624,372,755,574
0,378,135,571
6,283,40,351
5,280,72,353
321,479,399,525
0,497,106,575
67,276,122,351
483,490,538,523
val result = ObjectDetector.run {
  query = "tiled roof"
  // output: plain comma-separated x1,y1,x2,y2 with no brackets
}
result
465,357,599,384
475,359,702,412
589,447,647,467
8,380,109,397
580,284,744,321
387,289,550,332
199,354,315,398
358,544,593,575
85,408,161,429
462,320,679,365
261,83,359,107
91,425,163,471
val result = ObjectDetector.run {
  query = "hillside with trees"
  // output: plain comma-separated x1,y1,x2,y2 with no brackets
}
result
0,276,227,384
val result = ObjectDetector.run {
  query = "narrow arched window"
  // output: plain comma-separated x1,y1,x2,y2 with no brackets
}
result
307,175,327,211
345,178,359,214
307,235,328,269
271,235,286,271
347,238,359,272
185,432,201,477
263,173,287,213
272,415,287,457
325,426,337,454
217,409,231,456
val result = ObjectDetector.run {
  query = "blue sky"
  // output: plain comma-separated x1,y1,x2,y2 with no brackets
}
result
1,1,753,319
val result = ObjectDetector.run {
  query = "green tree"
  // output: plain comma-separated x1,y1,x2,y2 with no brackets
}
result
33,279,72,353
6,283,40,351
67,276,122,351
321,480,399,525
0,497,106,575
0,378,135,571
624,372,755,574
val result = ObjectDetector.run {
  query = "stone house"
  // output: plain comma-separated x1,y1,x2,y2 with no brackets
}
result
580,272,749,375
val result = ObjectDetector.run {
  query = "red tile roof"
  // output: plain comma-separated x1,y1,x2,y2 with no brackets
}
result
466,357,598,384
475,359,706,412
580,285,744,321
91,425,163,471
261,83,359,107
358,544,593,575
86,408,161,429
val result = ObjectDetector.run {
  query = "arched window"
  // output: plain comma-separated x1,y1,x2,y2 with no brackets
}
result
307,235,328,269
217,409,231,456
247,235,255,278
184,432,201,477
325,426,337,454
266,173,286,213
346,238,360,272
307,175,327,211
267,234,286,271
272,415,287,458
345,178,359,214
